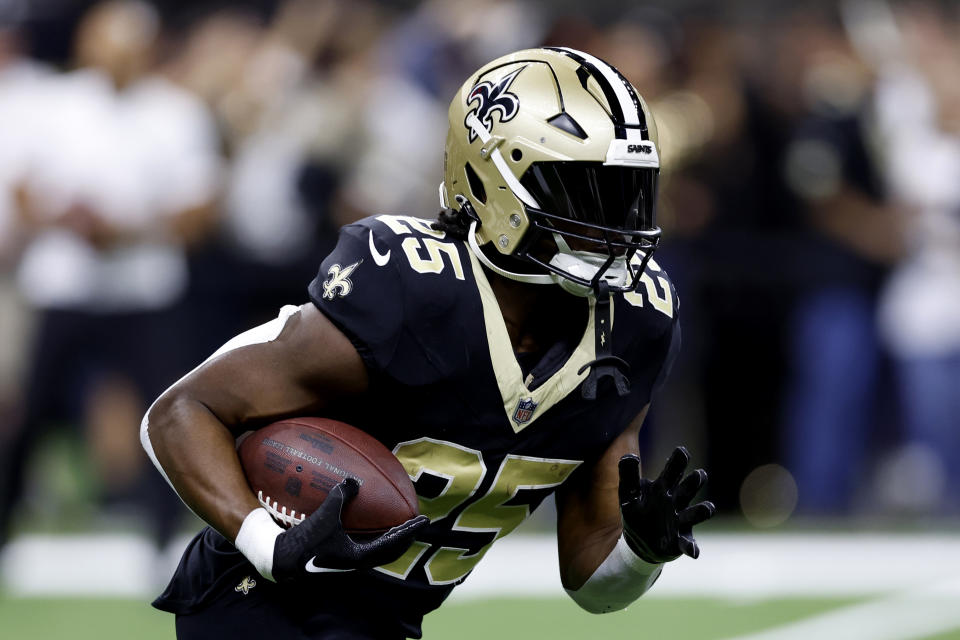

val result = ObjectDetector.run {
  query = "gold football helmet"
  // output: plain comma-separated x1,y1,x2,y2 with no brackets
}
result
440,47,661,296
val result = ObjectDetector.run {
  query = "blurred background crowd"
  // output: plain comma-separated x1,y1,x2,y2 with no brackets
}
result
0,0,958,553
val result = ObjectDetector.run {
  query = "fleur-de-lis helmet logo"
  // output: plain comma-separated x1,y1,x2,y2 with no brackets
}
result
464,65,526,142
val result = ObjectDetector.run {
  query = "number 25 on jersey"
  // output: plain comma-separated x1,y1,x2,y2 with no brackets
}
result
376,438,580,585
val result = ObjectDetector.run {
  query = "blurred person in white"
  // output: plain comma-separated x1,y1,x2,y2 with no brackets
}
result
861,1,960,513
0,0,222,546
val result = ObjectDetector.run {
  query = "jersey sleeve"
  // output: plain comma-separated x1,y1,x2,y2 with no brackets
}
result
308,222,404,376
651,311,681,399
307,216,472,384
616,259,682,405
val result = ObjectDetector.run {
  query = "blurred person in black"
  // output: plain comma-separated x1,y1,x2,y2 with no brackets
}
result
587,7,902,514
635,7,901,513
0,0,222,547
778,9,902,514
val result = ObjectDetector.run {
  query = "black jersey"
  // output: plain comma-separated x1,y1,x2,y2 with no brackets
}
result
153,215,679,638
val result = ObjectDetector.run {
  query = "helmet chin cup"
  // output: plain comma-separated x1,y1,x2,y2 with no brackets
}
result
548,234,628,297
552,272,593,297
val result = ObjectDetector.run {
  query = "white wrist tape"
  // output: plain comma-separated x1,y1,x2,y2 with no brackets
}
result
565,535,664,614
234,507,284,582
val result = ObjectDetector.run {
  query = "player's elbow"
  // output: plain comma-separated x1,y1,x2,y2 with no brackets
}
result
140,389,200,474
139,407,154,458
564,584,647,614
561,536,664,614
141,397,171,484
565,589,629,614
141,390,186,476
142,391,179,449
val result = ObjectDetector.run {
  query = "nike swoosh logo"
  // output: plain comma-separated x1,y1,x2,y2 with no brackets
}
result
304,557,352,573
368,230,390,266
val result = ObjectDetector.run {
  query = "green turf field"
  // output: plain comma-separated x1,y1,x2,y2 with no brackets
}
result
6,595,959,640
425,597,863,639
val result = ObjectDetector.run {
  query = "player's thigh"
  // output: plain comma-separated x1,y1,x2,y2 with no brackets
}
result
174,589,302,640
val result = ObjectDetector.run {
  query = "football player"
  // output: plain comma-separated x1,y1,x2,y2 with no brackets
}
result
142,48,714,639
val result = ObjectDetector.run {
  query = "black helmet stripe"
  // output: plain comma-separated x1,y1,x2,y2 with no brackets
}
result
545,47,648,140
611,67,648,136
546,47,626,138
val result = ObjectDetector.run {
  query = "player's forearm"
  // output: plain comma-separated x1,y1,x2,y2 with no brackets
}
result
557,487,663,611
558,522,622,590
556,440,632,589
143,391,260,542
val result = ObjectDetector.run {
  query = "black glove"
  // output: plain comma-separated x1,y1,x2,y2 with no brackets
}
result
272,477,429,583
619,446,715,564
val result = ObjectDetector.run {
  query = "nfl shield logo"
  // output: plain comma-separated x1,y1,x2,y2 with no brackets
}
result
513,397,538,425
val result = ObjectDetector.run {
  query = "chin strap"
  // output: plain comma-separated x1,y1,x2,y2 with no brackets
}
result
578,280,631,400
465,219,556,285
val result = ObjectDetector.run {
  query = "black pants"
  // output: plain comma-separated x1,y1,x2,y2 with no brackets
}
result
173,574,404,640
0,307,189,546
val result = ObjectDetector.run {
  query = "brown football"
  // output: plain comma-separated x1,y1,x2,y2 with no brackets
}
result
237,417,418,536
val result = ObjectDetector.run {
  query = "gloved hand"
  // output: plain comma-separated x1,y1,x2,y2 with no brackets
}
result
272,477,429,582
619,446,715,564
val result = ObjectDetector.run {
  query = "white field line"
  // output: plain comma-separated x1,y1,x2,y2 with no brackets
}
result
724,578,960,640
454,532,960,602
0,534,165,597
2,532,959,602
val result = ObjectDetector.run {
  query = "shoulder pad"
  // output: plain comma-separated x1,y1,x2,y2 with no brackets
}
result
362,215,469,284
308,215,473,381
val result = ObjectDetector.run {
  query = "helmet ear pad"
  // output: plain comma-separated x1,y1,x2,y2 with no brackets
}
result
442,123,534,255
